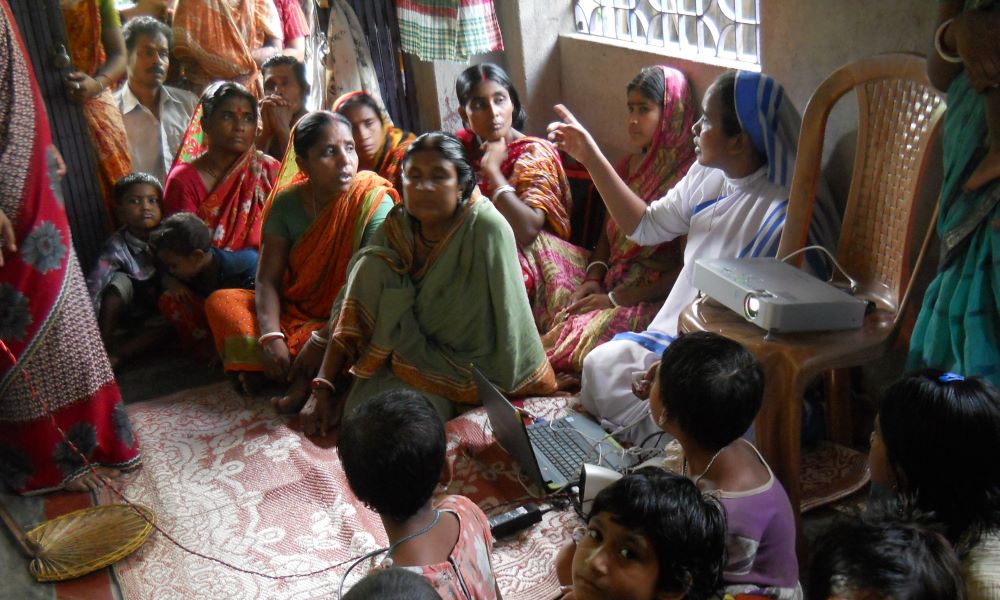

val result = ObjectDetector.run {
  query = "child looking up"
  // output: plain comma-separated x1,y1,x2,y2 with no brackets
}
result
647,331,800,598
87,172,168,367
869,370,1000,599
563,468,726,600
338,389,501,599
150,212,257,357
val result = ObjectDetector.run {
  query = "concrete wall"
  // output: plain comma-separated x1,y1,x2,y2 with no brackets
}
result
409,0,939,187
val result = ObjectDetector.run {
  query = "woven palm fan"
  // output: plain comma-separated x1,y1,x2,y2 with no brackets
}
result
0,500,156,582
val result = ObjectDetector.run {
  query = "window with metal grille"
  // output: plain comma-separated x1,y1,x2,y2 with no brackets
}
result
573,0,762,70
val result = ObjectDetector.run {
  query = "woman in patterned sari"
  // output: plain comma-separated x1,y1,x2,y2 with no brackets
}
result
334,91,416,190
454,63,584,333
171,0,283,97
160,82,280,355
908,2,1000,386
163,81,280,251
61,0,132,221
298,132,557,436
542,66,695,374
0,1,140,494
205,111,398,410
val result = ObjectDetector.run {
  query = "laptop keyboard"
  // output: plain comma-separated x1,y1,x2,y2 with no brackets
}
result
526,421,592,481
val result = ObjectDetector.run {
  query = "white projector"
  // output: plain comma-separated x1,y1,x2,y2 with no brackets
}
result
692,258,867,333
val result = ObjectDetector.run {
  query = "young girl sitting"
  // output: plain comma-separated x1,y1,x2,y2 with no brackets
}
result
561,467,726,600
869,370,1000,600
647,331,801,599
338,389,501,599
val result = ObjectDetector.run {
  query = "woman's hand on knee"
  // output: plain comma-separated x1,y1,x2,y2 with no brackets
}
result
262,338,291,381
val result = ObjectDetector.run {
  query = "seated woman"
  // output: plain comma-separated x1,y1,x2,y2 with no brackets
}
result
548,70,839,444
171,0,283,97
454,63,583,332
543,66,695,375
205,111,397,405
870,370,1000,600
299,132,557,436
164,82,280,251
334,91,415,190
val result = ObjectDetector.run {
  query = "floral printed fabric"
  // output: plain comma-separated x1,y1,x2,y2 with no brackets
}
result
0,2,140,493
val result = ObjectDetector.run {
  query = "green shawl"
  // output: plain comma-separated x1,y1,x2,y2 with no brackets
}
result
331,193,556,415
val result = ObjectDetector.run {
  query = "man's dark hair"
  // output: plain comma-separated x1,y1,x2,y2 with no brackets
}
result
121,16,172,54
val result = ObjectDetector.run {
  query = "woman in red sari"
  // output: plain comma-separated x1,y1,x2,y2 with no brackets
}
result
0,1,140,494
454,63,583,333
542,66,695,374
61,0,132,220
164,81,280,251
161,82,279,354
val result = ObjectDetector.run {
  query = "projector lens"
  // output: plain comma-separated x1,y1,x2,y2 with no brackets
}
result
744,294,760,319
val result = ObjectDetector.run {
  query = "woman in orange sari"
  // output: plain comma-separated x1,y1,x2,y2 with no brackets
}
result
204,111,398,408
61,0,132,220
542,66,696,374
454,63,584,333
334,91,415,190
171,0,283,97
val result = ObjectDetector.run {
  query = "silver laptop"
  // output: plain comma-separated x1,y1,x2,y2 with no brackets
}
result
472,366,624,492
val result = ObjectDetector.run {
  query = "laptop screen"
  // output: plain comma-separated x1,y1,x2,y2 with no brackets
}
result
471,366,547,489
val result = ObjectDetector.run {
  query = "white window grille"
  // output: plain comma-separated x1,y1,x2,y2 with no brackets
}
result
573,0,761,69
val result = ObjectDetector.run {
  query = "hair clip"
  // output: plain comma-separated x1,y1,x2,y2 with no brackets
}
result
939,372,965,383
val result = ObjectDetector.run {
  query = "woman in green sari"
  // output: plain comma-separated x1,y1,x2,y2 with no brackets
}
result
909,2,1000,386
299,132,557,435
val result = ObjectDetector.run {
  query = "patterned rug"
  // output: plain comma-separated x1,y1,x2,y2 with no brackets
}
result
97,383,575,600
800,442,870,513
96,383,870,599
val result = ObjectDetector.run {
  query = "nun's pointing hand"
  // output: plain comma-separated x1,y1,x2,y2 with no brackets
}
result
547,104,599,167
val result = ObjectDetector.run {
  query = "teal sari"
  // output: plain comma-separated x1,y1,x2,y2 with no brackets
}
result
908,73,1000,384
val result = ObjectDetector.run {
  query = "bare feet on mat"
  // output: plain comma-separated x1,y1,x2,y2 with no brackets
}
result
555,372,581,391
63,467,122,492
271,376,310,413
964,149,1000,191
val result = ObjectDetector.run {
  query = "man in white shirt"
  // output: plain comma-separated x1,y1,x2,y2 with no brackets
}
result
115,17,198,184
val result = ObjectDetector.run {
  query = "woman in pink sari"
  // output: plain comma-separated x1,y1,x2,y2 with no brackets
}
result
454,63,582,333
542,67,696,374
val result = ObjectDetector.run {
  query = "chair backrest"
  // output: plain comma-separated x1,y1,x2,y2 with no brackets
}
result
778,53,946,316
